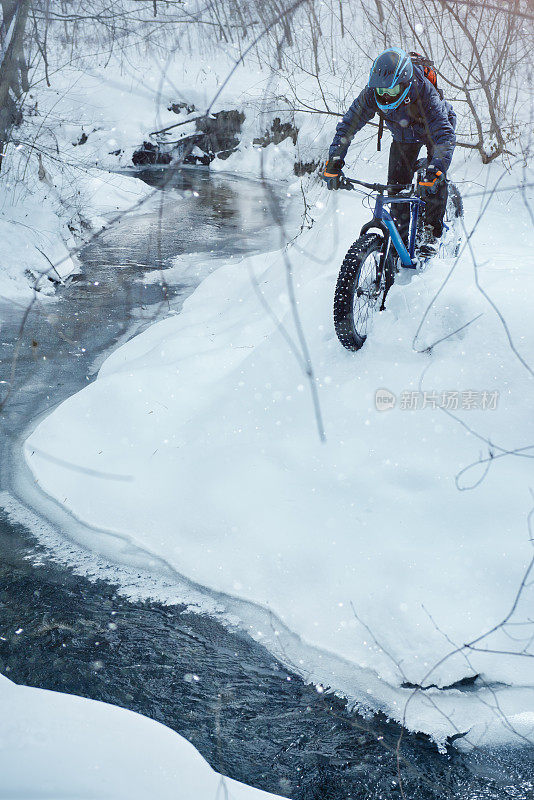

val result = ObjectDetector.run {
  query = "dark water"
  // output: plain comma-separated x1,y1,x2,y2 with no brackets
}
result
0,167,532,799
86,165,289,269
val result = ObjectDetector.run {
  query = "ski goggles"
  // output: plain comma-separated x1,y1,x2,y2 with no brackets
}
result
376,84,402,97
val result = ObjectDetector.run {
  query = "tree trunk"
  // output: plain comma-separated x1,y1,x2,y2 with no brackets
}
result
0,0,30,170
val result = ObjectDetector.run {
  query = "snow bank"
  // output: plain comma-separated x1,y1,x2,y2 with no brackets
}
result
30,48,279,173
80,168,153,219
0,160,78,298
0,673,283,799
0,147,152,298
211,137,297,182
23,154,534,746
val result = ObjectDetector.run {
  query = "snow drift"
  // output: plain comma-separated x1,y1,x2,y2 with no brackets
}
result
0,673,284,799
23,152,534,747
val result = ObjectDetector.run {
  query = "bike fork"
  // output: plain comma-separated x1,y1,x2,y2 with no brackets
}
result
378,235,394,311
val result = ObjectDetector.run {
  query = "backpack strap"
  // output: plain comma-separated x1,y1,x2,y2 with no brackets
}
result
377,112,384,152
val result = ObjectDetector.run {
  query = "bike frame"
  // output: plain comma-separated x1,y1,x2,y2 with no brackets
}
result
342,174,427,269
372,193,425,269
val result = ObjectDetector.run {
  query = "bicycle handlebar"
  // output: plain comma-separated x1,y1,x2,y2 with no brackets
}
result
340,176,413,193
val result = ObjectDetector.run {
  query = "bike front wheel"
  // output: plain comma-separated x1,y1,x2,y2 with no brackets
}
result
333,233,392,352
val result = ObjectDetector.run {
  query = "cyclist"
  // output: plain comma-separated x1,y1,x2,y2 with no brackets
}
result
323,47,456,256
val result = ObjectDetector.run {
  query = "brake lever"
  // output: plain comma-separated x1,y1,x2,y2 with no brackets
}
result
339,177,354,191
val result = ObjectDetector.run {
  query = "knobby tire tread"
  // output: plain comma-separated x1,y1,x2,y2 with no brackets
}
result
333,234,386,352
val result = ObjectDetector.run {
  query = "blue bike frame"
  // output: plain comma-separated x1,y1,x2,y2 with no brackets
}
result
373,194,425,269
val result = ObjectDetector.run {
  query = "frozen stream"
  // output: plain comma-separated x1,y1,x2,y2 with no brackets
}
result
0,166,532,799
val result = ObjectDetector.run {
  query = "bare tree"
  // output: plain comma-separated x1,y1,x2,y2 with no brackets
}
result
0,0,30,169
365,0,533,161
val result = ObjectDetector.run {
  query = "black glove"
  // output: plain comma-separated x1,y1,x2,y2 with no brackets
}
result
322,156,344,190
420,164,446,194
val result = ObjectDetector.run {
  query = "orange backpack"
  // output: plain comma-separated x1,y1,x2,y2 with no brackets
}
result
408,52,443,97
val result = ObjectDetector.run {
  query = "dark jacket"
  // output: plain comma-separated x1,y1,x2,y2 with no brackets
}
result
329,66,457,173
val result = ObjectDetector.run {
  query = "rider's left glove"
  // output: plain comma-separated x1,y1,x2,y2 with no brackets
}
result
322,156,344,190
419,164,446,194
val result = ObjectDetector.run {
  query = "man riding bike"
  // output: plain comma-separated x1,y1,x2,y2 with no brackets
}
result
323,48,456,256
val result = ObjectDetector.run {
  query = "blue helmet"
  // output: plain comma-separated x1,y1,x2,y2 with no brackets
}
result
368,48,413,112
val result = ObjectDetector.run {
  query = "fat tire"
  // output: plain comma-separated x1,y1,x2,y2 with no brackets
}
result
447,181,463,219
333,233,389,352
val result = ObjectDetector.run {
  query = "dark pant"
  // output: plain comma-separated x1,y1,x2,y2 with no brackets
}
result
387,141,448,239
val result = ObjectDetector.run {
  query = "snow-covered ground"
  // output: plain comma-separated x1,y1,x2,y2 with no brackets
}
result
22,146,534,747
0,149,153,297
0,673,284,799
3,4,533,756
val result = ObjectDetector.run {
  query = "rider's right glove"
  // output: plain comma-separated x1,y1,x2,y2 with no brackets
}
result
419,164,446,195
322,156,344,190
